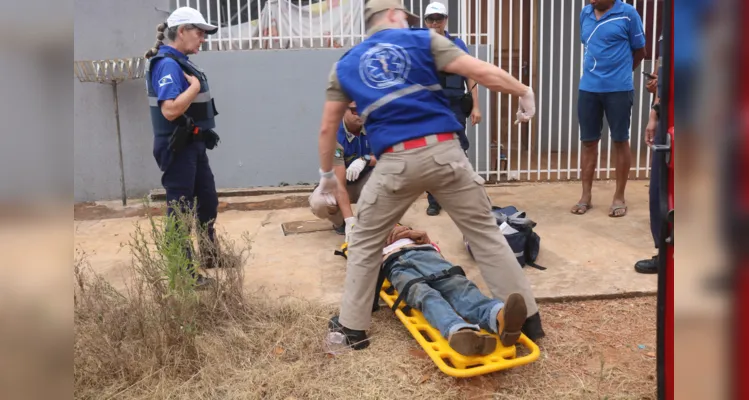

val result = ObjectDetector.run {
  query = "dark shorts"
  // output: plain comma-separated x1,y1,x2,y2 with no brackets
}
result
578,90,634,143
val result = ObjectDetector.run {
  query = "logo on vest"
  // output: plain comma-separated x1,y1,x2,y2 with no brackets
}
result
359,43,411,89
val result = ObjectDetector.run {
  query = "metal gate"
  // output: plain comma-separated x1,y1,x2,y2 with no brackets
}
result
175,0,663,182
457,0,664,183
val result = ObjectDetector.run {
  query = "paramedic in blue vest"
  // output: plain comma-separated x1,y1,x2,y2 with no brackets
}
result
144,7,221,288
422,1,482,216
309,101,376,240
310,0,544,350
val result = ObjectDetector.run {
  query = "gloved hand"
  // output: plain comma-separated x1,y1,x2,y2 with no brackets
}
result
344,216,356,243
313,169,338,207
346,158,367,181
515,87,536,124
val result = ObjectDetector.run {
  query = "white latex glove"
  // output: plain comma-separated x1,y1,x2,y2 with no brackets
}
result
315,169,339,206
346,158,367,181
515,88,536,124
344,216,356,243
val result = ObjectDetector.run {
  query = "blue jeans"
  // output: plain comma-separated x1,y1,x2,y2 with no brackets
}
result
386,249,504,338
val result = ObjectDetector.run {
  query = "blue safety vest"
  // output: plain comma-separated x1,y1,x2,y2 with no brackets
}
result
145,53,218,138
337,122,373,181
337,122,371,166
336,28,463,157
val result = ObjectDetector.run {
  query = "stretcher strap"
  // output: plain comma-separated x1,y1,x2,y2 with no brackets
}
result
388,266,466,315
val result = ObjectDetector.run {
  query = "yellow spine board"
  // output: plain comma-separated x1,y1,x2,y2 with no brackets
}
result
380,279,541,378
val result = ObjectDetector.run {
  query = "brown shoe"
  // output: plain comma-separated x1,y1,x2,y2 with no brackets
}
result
447,329,497,357
497,293,527,347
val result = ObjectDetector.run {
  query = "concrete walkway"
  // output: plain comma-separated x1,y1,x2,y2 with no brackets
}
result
74,181,657,305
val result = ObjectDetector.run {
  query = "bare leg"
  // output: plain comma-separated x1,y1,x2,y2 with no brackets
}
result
610,140,631,217
572,140,599,214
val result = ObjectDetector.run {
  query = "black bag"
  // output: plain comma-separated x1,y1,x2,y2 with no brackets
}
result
464,205,546,270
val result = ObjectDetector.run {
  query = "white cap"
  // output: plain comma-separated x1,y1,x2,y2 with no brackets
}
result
424,2,448,17
167,7,218,35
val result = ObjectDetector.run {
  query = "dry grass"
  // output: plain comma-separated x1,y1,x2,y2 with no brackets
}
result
74,204,657,400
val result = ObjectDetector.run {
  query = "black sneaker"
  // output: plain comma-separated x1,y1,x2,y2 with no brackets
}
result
328,316,370,350
634,255,659,274
426,204,441,216
521,312,546,342
194,274,215,289
334,223,346,235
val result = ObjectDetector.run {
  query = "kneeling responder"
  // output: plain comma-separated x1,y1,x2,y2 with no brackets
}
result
144,7,222,288
310,102,376,240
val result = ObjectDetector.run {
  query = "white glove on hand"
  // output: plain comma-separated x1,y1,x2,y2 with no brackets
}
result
344,216,356,243
515,88,536,124
346,158,367,182
316,169,339,206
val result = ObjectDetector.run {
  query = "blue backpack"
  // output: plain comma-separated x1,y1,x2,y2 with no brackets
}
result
464,206,546,270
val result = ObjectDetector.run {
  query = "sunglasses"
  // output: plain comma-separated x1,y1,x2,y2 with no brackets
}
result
425,15,446,23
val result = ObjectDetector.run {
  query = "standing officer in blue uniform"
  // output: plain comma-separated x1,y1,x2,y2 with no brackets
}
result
634,34,663,274
310,102,376,241
144,7,221,288
310,0,543,350
422,2,482,216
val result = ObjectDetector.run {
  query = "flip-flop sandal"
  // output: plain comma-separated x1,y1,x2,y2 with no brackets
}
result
570,203,592,215
609,204,628,218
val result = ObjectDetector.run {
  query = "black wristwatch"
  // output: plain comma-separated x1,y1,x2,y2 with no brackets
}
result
651,103,660,118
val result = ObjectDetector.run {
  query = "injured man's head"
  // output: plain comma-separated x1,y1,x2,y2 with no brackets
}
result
380,223,528,357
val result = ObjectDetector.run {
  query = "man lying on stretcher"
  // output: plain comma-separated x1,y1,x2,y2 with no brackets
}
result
379,223,528,356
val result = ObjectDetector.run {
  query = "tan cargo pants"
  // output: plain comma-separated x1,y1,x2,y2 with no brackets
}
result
339,139,539,331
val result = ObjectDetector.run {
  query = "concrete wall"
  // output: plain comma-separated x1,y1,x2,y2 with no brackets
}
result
74,0,490,202
74,0,171,202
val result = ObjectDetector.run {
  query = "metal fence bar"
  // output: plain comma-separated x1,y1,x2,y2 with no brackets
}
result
487,0,494,181
556,0,564,180
537,0,544,181
526,0,532,181
517,0,523,179
507,0,513,180
645,0,658,179
577,0,584,179
566,0,575,179
497,0,503,180
546,0,554,181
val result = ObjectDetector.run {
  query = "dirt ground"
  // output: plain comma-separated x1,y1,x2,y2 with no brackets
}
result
74,181,659,399
76,293,657,400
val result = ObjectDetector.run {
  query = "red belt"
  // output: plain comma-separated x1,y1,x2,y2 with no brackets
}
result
383,133,457,154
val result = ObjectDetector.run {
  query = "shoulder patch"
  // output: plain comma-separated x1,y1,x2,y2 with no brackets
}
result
334,148,343,158
158,74,174,87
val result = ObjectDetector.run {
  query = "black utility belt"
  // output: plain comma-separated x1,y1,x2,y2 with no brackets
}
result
168,120,220,152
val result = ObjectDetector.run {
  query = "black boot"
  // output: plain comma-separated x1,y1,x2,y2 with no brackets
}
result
634,255,659,274
328,316,370,350
194,274,215,289
521,312,546,342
